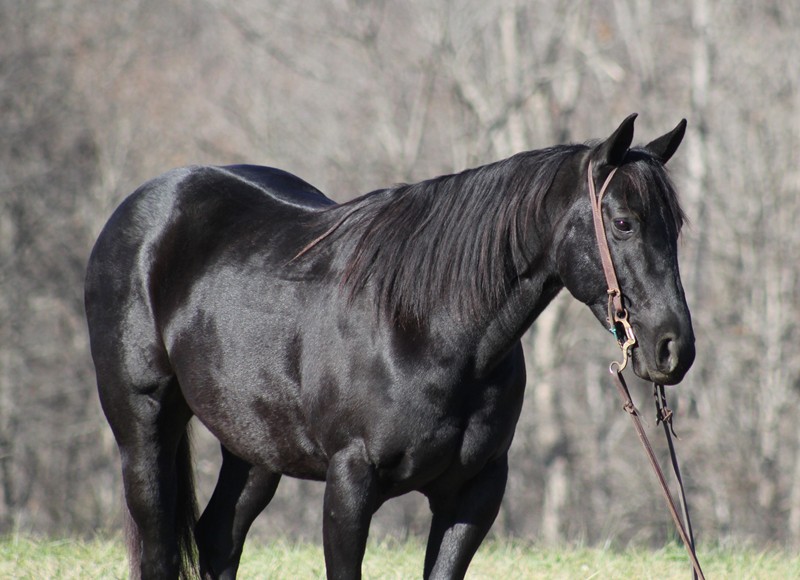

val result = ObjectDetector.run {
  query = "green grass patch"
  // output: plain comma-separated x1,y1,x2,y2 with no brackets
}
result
0,535,127,579
2,535,799,578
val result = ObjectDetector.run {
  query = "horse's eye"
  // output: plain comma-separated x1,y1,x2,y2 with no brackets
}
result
613,218,633,233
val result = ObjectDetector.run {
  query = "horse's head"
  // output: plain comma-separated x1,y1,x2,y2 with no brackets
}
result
556,115,695,385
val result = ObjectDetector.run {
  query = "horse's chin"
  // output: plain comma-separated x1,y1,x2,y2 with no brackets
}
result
628,347,649,380
630,347,685,386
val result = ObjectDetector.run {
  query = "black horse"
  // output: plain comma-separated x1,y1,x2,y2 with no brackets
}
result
85,114,694,579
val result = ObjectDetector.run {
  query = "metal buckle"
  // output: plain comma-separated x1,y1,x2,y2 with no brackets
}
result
609,309,636,373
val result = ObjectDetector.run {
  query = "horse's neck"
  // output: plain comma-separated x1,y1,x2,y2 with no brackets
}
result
468,260,563,375
415,188,566,375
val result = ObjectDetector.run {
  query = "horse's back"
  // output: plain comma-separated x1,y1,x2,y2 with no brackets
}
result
217,164,334,210
86,163,332,286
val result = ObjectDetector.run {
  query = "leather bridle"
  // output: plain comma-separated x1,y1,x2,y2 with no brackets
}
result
587,160,704,580
587,163,637,372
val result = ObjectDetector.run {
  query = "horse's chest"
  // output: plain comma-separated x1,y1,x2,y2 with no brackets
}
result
376,377,524,492
458,411,513,466
453,394,521,472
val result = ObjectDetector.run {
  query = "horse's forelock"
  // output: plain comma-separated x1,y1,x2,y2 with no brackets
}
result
620,149,686,236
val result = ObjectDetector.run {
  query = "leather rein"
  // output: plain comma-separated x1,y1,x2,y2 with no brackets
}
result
588,161,705,580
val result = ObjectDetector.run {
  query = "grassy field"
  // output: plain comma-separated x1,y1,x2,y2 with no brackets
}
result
2,535,798,579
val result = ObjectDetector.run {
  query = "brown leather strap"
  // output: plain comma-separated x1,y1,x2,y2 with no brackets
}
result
610,369,705,580
588,160,704,580
587,162,624,319
655,384,700,580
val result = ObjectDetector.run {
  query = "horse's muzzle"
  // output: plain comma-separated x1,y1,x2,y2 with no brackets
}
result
634,332,696,385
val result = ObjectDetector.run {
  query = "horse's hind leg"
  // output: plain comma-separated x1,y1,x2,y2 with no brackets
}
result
196,446,281,579
101,373,195,579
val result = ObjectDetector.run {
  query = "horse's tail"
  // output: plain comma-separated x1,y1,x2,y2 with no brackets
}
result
175,426,200,579
124,425,200,580
124,501,141,580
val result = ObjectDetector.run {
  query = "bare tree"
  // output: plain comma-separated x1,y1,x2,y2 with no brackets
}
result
1,0,799,548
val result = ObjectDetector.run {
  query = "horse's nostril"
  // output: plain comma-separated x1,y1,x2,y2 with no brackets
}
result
656,335,679,374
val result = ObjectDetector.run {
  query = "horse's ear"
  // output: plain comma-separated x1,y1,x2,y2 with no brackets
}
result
593,113,637,168
644,119,687,164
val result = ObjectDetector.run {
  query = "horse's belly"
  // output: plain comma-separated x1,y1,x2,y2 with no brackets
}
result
175,351,329,479
195,393,329,479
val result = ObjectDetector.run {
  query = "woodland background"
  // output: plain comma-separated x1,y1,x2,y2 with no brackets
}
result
2,0,799,549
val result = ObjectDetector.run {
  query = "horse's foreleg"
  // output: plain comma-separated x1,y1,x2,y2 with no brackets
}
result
322,444,379,580
196,446,281,579
423,455,509,580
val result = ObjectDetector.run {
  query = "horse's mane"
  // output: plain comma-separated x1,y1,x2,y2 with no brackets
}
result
298,144,684,327
299,145,582,326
